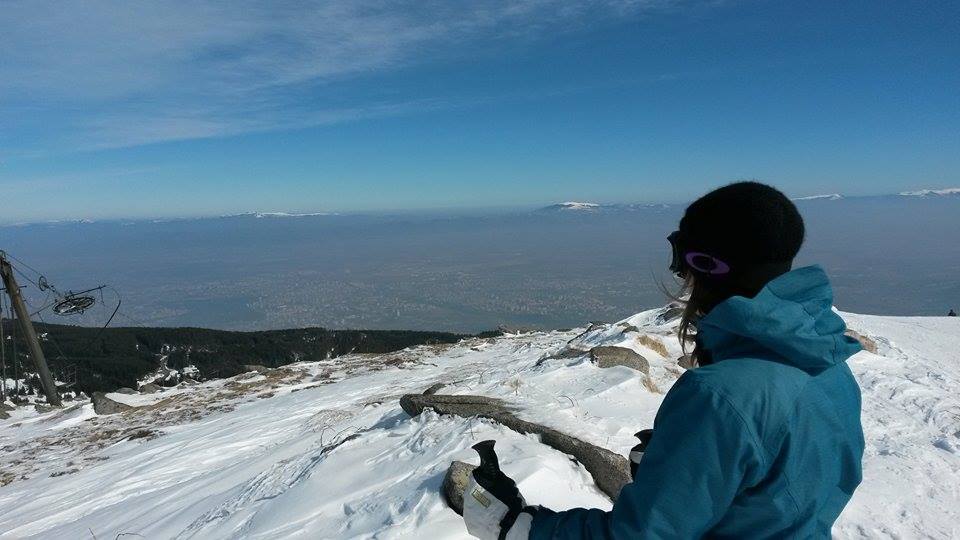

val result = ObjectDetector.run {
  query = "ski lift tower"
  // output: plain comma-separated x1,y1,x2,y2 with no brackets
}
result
0,251,61,406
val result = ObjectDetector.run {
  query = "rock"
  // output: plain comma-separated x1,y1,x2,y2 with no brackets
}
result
443,461,477,515
590,346,649,375
422,382,446,395
400,393,631,499
620,325,641,334
399,394,510,419
91,392,134,415
1,402,14,412
124,428,158,441
553,347,588,359
244,364,271,373
535,346,588,366
497,324,537,335
655,305,685,325
503,415,632,499
139,383,163,394
115,387,137,395
0,410,9,420
310,369,335,382
34,403,56,413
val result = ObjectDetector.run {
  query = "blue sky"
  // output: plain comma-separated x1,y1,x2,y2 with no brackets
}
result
1,0,958,222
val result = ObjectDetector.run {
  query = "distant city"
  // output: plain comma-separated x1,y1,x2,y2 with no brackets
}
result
3,189,958,333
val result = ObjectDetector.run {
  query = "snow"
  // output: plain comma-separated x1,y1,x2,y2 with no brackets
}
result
0,309,958,538
793,193,843,201
833,313,960,539
899,187,960,197
556,202,601,210
222,211,333,219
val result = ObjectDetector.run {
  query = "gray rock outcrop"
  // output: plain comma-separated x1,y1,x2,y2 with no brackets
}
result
655,305,685,325
443,460,477,515
422,382,446,395
92,392,134,415
590,346,649,375
535,346,589,366
497,325,537,335
401,393,631,499
244,364,271,373
139,383,163,394
400,394,510,419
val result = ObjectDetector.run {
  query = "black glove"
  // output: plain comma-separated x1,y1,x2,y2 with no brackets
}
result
630,429,654,479
463,440,538,540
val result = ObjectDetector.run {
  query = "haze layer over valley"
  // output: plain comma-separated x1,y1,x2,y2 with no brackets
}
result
2,192,958,332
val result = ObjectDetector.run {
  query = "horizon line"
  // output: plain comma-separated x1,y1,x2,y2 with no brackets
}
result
2,186,958,227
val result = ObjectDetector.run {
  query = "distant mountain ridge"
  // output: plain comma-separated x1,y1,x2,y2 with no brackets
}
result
793,193,844,201
220,211,336,219
538,186,960,213
898,188,960,197
536,201,670,213
542,201,602,211
5,187,959,227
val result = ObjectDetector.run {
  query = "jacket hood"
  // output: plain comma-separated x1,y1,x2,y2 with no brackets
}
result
696,265,861,374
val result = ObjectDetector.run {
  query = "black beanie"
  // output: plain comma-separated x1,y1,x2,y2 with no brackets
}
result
678,181,804,289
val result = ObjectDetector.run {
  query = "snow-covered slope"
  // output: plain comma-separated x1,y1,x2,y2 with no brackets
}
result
1,309,958,539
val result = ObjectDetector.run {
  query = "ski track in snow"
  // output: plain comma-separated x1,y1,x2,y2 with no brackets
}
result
1,309,958,539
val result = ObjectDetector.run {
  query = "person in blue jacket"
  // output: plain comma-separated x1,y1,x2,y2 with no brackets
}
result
462,182,865,539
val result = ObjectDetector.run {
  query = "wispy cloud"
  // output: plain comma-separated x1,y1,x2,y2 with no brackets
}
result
1,0,697,151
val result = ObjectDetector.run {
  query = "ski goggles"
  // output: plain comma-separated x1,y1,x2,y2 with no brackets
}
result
668,231,731,277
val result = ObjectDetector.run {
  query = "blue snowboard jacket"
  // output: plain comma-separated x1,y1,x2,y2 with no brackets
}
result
530,266,864,539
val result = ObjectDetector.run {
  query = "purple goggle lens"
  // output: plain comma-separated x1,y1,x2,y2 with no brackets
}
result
684,252,731,275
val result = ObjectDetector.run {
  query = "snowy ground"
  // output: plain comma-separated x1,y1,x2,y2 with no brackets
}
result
0,308,958,539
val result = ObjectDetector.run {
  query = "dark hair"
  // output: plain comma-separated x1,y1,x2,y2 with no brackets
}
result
675,182,805,364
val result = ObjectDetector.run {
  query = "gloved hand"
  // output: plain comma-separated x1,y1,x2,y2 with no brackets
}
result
629,429,654,479
463,440,538,540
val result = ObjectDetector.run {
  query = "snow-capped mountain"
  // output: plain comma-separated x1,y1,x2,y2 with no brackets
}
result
539,201,603,211
793,193,843,201
536,202,670,213
2,307,957,538
898,188,960,197
222,211,334,219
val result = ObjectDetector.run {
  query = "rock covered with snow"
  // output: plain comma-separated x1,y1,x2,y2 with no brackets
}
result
91,392,134,415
